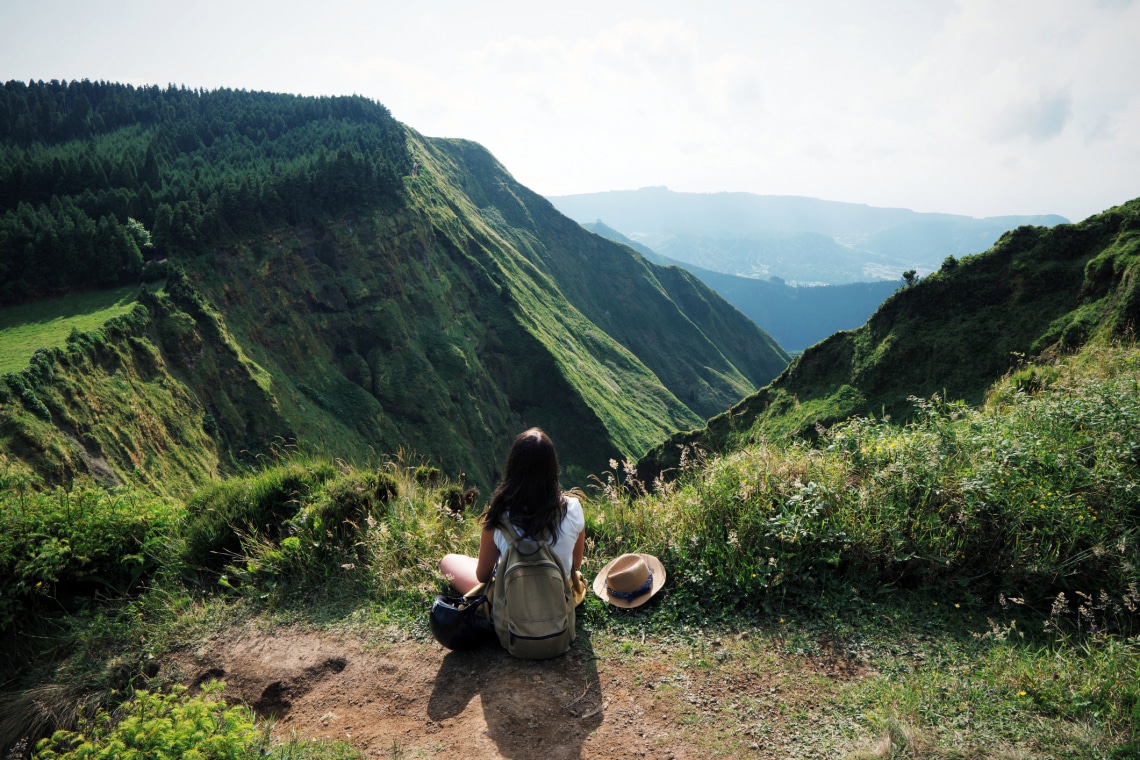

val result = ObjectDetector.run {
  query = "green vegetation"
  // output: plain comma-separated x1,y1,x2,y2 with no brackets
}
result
3,81,1139,758
0,81,787,492
640,195,1140,481
0,284,155,374
0,80,408,304
0,480,179,633
1,342,1137,757
628,342,1140,613
33,681,359,760
0,279,287,495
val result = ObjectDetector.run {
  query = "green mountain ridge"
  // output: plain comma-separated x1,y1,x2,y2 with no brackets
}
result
0,81,789,491
637,197,1140,481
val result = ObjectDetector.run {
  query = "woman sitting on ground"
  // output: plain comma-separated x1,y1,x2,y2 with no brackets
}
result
440,427,585,597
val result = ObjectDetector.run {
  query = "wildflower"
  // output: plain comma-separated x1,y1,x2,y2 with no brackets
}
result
933,602,939,606
779,618,785,623
954,604,960,609
1017,690,1027,697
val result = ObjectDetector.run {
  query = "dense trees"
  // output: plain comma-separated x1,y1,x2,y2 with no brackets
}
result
0,80,410,305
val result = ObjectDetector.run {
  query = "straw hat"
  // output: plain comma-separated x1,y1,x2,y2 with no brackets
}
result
592,553,666,608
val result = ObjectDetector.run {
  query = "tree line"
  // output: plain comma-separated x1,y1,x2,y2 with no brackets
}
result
0,80,411,305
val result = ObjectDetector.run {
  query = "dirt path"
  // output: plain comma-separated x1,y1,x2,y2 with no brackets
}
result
171,626,869,759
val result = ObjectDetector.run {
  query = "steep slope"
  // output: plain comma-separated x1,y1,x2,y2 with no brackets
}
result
638,197,1140,481
585,221,899,352
0,82,790,491
415,137,789,418
0,280,290,496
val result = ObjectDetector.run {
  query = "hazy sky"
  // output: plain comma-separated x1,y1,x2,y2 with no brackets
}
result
2,0,1138,222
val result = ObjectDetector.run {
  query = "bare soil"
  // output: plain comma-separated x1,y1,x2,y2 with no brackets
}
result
170,625,871,759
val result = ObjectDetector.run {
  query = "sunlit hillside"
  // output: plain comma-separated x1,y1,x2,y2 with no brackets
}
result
0,81,788,492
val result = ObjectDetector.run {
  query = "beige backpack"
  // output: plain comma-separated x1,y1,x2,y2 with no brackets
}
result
491,517,575,659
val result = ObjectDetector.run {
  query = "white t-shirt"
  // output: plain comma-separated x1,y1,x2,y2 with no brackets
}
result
493,496,584,579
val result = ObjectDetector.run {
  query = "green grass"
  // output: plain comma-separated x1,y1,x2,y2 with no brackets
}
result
2,342,1138,757
0,284,161,374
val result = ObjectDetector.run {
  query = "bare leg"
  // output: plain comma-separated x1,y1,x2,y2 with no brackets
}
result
440,553,481,595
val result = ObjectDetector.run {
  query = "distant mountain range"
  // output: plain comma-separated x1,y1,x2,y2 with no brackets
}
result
583,221,899,353
549,187,1069,286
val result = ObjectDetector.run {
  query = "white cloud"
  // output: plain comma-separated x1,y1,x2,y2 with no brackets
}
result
2,0,1138,220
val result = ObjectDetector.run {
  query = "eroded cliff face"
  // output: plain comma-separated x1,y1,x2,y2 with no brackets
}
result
0,283,290,495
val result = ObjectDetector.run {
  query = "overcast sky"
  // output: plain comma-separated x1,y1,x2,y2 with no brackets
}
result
2,0,1138,222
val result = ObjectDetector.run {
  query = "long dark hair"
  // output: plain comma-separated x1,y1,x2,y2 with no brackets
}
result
484,428,567,543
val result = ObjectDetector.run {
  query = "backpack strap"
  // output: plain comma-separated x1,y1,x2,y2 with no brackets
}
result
499,515,522,549
499,515,567,575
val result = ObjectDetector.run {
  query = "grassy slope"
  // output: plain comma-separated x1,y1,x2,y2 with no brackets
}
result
1,127,788,492
422,136,790,420
0,282,290,494
175,128,788,487
0,285,147,374
639,196,1140,480
409,134,703,450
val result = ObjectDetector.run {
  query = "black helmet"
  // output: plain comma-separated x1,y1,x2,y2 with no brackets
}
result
430,593,495,650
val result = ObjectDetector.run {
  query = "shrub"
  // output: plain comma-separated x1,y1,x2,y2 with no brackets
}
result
34,682,265,760
373,470,400,503
413,465,440,486
313,475,379,534
0,484,177,633
440,484,464,514
181,461,332,569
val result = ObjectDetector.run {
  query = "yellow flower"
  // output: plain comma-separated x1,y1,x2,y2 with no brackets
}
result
954,604,960,609
1017,690,1027,697
933,602,939,606
779,618,785,623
